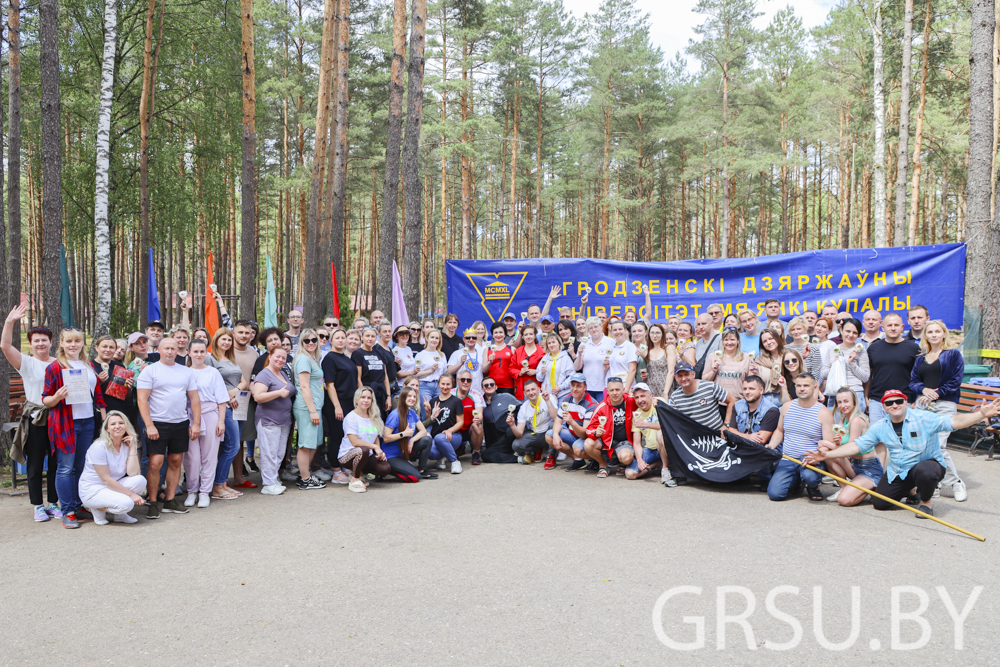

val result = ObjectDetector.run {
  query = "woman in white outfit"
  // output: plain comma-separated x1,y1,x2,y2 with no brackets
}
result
183,339,230,507
79,412,147,524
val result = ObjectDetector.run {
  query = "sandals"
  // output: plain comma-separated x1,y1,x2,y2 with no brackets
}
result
807,487,825,501
597,468,609,478
233,480,258,489
211,491,239,500
224,486,243,496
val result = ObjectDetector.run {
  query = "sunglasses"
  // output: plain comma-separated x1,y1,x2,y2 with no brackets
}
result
482,382,496,388
324,322,337,327
301,337,319,344
318,334,329,339
458,378,472,383
883,398,906,407
410,328,421,332
464,336,477,340
783,359,798,366
835,319,846,324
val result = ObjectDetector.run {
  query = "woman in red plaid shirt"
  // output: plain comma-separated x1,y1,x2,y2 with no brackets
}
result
42,328,106,529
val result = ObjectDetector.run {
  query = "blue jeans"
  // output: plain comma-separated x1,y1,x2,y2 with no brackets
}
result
869,400,887,424
431,432,461,462
767,457,825,501
419,381,440,419
626,447,663,471
757,444,782,483
215,407,241,485
56,417,95,514
549,425,585,452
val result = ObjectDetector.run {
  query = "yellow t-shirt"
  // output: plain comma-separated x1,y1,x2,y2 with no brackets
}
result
632,407,658,450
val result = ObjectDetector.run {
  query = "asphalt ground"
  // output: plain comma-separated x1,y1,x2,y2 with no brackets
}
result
1,452,998,666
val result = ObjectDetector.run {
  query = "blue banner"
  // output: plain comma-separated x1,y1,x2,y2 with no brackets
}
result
445,244,967,328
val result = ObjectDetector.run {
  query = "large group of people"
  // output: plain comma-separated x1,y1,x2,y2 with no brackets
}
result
8,286,998,529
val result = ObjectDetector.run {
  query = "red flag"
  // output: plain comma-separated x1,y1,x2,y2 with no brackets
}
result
205,252,220,336
331,262,340,318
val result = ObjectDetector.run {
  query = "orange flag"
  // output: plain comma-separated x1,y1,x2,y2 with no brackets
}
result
205,252,220,336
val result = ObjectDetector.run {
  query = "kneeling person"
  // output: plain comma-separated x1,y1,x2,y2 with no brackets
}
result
765,373,834,501
583,377,637,478
508,379,556,464
78,412,147,524
546,373,598,471
625,383,671,484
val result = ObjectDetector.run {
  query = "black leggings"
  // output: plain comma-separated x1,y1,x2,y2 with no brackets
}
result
387,457,421,482
405,435,432,473
25,421,57,506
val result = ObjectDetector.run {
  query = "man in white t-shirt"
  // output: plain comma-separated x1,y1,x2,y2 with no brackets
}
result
1,304,60,522
446,329,484,393
137,338,201,519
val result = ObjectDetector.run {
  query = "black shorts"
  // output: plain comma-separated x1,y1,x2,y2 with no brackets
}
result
146,420,190,456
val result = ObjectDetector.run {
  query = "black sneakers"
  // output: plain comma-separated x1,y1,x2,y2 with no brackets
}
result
297,476,327,490
161,497,189,514
566,459,588,472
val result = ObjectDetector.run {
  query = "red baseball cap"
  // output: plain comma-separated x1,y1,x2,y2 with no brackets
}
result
880,390,907,404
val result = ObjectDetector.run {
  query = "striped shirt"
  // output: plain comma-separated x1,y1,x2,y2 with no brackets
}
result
668,380,728,431
781,400,825,460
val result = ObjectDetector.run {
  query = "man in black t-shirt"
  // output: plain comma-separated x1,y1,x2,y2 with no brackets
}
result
866,313,920,424
375,323,398,395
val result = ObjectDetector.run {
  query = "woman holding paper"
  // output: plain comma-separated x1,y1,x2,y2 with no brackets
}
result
207,327,248,500
42,328,107,528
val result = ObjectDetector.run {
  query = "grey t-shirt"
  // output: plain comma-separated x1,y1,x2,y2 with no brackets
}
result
253,367,295,427
207,355,243,391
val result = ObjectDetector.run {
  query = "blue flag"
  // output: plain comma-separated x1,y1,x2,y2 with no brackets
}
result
59,244,74,327
147,247,161,323
264,255,277,328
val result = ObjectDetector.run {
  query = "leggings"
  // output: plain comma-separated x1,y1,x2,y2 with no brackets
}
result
338,446,391,478
387,457,421,483
25,420,57,506
405,435,432,472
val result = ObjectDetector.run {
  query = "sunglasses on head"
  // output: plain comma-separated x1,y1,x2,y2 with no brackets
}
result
301,337,319,344
64,327,82,332
883,398,906,407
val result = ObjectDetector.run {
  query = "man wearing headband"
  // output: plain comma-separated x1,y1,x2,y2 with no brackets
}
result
805,390,1000,518
446,327,485,393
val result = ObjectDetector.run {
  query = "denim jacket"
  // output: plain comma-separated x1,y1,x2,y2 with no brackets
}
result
734,394,782,434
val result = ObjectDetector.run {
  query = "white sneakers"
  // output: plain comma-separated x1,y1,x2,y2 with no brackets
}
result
197,492,210,508
349,479,367,493
92,509,109,525
437,458,447,470
451,461,463,474
826,489,841,503
953,481,968,502
260,484,286,495
112,512,138,524
183,493,198,507
314,468,333,481
556,452,567,462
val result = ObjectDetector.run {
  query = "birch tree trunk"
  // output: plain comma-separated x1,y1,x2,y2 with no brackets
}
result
907,0,932,246
892,0,914,245
138,0,155,324
92,0,117,338
39,0,63,330
8,0,21,342
376,0,407,312
869,1,887,247
240,0,258,319
967,0,995,321
401,0,427,316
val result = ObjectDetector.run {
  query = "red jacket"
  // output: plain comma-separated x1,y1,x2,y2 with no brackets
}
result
43,360,106,455
509,344,545,400
486,345,515,389
585,393,636,454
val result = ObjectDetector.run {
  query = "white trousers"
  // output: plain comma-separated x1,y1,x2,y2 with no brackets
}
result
81,475,148,514
257,422,290,486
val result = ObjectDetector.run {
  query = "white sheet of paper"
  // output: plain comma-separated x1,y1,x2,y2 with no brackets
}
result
232,390,251,421
61,368,90,405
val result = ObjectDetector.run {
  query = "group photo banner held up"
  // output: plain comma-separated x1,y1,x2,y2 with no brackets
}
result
445,243,967,328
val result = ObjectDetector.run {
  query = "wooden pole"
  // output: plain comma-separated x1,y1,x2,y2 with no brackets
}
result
783,454,985,542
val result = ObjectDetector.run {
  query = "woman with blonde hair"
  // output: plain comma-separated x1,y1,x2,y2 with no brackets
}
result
703,327,755,399
206,327,247,500
536,332,574,399
675,321,697,365
182,339,230,508
822,388,881,506
414,328,446,413
78,411,147,524
574,316,614,401
785,316,822,380
292,328,327,490
43,328,107,528
338,386,390,493
910,319,967,501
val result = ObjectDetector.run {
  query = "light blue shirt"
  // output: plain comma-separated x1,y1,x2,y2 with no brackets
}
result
739,332,760,356
854,408,952,482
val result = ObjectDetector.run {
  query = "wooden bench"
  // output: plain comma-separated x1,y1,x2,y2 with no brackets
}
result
958,383,1000,459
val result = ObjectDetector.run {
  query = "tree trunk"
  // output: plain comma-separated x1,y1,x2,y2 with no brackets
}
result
908,0,932,246
893,0,914,245
377,0,407,313
462,37,473,259
968,0,995,321
304,0,335,321
869,1,888,247
240,0,257,319
39,0,62,330
8,0,21,342
92,0,117,338
720,59,730,258
137,0,156,325
401,0,426,317
329,0,349,289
